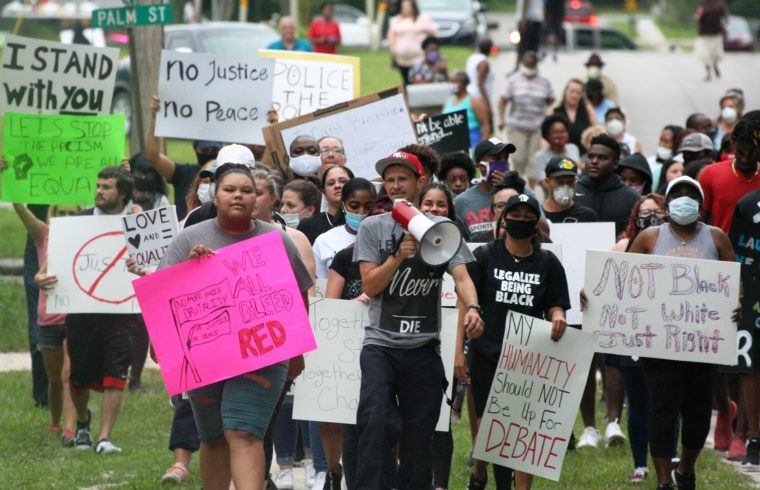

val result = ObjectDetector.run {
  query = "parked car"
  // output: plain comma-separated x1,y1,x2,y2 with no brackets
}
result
112,22,279,134
564,0,599,26
724,15,755,51
417,0,487,45
509,23,636,51
332,3,372,48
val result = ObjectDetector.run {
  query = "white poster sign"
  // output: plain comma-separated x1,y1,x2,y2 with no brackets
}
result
47,215,139,314
583,250,739,365
293,298,456,431
549,222,616,324
155,50,275,145
258,50,359,120
1,34,119,115
279,93,416,179
472,312,595,480
441,243,561,307
120,206,178,267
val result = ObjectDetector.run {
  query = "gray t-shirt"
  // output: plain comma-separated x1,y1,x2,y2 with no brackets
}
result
455,183,541,235
159,219,313,294
353,212,474,349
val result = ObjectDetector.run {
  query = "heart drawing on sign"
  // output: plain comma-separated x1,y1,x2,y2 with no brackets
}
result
128,235,141,249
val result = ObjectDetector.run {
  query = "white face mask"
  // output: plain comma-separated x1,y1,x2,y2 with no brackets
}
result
448,82,459,94
520,65,537,78
721,106,738,124
290,154,321,177
197,182,214,204
656,146,673,161
552,185,575,206
281,213,301,228
587,66,602,79
606,119,625,137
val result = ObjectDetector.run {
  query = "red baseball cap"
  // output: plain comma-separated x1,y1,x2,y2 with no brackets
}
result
375,151,424,178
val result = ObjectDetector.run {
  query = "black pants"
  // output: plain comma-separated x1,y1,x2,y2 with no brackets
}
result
129,316,150,386
641,358,714,458
355,343,446,490
169,395,200,452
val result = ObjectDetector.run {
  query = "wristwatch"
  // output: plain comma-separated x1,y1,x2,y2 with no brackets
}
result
467,304,483,316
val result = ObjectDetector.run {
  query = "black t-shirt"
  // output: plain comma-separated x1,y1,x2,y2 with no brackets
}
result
330,245,363,300
183,202,217,228
729,189,760,281
467,240,571,362
297,212,343,245
170,163,200,220
543,202,599,224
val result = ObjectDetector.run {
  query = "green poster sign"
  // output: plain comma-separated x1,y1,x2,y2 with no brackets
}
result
1,113,126,205
92,4,172,29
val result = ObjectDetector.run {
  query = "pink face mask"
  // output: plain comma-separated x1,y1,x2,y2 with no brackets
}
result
549,134,569,148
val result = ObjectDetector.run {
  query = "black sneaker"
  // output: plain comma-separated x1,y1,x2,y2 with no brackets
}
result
671,468,696,490
467,473,487,490
323,466,342,490
742,437,760,468
75,409,93,451
656,485,674,490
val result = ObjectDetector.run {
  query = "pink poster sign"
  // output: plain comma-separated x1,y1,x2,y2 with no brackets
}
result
133,231,315,395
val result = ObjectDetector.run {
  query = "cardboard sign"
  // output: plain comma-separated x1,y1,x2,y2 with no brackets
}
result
583,251,739,365
548,222,616,324
415,110,470,155
1,35,119,115
258,50,359,121
120,206,179,267
2,113,125,205
472,312,595,481
47,215,139,314
133,231,316,396
441,243,561,307
262,88,417,179
293,298,457,432
155,50,275,145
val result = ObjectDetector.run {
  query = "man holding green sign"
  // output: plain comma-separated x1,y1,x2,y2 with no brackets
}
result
1,113,126,206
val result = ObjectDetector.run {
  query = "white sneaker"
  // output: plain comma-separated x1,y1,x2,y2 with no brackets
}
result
304,459,316,488
274,469,294,490
94,439,122,455
605,419,627,447
313,471,327,490
576,427,600,448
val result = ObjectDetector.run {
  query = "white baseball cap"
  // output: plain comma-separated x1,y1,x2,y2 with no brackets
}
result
665,175,704,200
216,144,255,167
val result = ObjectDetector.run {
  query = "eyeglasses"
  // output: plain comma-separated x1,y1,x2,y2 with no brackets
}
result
320,147,345,155
638,209,666,219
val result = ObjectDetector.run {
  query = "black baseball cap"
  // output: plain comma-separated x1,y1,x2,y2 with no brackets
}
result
545,156,578,178
504,193,540,216
473,137,517,163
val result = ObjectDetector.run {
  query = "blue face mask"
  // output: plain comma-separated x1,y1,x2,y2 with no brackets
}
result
344,210,367,232
668,196,700,225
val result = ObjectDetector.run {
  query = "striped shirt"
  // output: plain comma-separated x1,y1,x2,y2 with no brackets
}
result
503,72,554,132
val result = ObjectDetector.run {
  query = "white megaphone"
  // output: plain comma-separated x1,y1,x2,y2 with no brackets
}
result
391,200,462,267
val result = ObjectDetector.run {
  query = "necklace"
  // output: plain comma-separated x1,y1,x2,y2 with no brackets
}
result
505,243,532,263
731,160,760,182
669,224,697,246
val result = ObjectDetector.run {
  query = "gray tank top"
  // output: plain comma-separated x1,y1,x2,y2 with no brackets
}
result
652,223,718,260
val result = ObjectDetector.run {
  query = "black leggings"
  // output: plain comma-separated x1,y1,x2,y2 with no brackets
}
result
641,358,714,458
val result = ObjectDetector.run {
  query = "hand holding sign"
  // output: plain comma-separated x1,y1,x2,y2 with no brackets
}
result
121,206,179,267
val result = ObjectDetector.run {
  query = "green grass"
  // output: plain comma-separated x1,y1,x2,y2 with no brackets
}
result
655,19,697,40
0,277,27,352
0,366,754,488
0,209,26,259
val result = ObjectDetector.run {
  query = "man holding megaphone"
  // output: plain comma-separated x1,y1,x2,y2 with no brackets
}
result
352,150,484,490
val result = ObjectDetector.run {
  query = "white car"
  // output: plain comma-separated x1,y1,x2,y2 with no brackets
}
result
332,3,374,48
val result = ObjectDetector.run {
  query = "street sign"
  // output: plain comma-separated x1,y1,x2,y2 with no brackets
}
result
91,4,172,29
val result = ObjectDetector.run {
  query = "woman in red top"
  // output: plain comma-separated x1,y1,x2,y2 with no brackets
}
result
308,2,342,54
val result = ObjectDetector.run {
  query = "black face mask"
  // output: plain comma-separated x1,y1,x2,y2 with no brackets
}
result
638,215,664,230
197,153,217,166
505,219,538,239
133,177,153,192
132,194,154,210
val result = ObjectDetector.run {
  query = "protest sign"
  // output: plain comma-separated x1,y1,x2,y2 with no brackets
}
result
262,88,417,179
548,222,616,324
727,282,760,372
258,50,359,121
583,250,739,365
155,50,275,145
120,206,178,267
47,215,139,314
132,231,316,396
415,110,470,155
441,243,561,307
2,113,125,205
472,311,595,480
293,298,456,431
1,35,119,115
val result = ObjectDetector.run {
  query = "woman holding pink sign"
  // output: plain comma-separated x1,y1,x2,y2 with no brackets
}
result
158,163,313,490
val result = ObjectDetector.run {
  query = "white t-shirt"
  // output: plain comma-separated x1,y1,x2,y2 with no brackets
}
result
465,53,493,99
313,225,356,279
516,0,544,22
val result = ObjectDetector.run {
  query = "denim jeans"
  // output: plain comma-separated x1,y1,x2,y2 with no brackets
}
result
23,249,48,407
355,343,446,490
273,395,327,472
169,395,200,452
